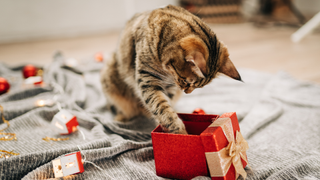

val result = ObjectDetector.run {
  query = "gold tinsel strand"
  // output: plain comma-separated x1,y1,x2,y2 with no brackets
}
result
42,136,69,142
0,105,19,159
0,105,17,141
0,150,20,159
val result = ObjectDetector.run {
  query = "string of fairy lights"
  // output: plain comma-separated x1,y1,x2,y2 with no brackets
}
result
0,53,116,179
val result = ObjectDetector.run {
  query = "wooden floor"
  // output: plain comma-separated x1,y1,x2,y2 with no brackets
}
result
0,23,319,84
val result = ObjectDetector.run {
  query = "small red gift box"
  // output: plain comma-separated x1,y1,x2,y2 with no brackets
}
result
51,110,79,135
151,112,249,180
24,76,43,85
52,151,84,178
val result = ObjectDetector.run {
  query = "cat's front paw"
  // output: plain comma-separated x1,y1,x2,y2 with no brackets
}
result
163,119,188,134
174,128,188,135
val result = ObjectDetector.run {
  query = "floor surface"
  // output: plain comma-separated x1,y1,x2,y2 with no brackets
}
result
0,23,319,84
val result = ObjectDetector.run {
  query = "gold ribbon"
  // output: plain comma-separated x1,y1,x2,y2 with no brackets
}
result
0,105,17,141
205,118,249,179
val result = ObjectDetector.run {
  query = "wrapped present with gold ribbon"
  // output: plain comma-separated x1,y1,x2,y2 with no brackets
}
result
152,113,219,179
151,112,249,180
200,112,249,180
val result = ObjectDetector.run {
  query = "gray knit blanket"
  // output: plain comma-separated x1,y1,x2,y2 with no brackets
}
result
1,52,320,180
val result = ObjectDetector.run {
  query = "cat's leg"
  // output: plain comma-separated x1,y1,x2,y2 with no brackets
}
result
100,58,143,122
165,84,183,106
108,93,144,122
136,69,187,134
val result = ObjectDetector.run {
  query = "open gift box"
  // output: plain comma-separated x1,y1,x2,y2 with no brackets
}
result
151,112,249,180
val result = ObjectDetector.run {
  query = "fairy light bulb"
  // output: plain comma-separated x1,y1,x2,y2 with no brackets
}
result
55,122,64,130
65,162,75,168
36,100,45,107
35,99,55,107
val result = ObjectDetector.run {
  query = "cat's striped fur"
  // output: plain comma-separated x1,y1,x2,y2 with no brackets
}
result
100,5,241,134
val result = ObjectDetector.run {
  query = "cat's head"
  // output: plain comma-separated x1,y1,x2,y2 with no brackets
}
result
167,34,241,94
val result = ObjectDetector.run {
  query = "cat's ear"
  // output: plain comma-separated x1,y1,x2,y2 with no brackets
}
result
185,52,205,78
218,44,242,81
179,35,208,77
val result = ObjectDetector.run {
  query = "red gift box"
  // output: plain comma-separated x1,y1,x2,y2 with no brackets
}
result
51,110,79,135
52,151,84,178
151,112,249,180
24,76,43,85
152,113,219,179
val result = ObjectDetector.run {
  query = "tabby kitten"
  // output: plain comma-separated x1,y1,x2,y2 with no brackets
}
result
100,5,241,134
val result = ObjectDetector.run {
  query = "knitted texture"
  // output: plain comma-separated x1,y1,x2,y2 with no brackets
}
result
0,52,320,180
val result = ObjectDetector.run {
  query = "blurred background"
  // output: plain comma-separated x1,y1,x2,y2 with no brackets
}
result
0,0,319,83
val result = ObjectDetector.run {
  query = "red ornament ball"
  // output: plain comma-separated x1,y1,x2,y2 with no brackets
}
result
94,52,104,62
192,108,206,115
0,77,10,95
23,64,37,79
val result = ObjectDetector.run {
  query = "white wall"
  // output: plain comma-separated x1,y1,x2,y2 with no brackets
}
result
0,0,317,44
0,0,178,44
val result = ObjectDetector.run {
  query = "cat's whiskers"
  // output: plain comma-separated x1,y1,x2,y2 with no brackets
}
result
145,63,176,84
151,71,176,86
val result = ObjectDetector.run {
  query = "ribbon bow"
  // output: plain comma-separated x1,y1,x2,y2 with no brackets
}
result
225,131,249,179
204,118,249,179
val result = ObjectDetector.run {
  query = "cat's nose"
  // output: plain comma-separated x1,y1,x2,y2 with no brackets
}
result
184,86,195,94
